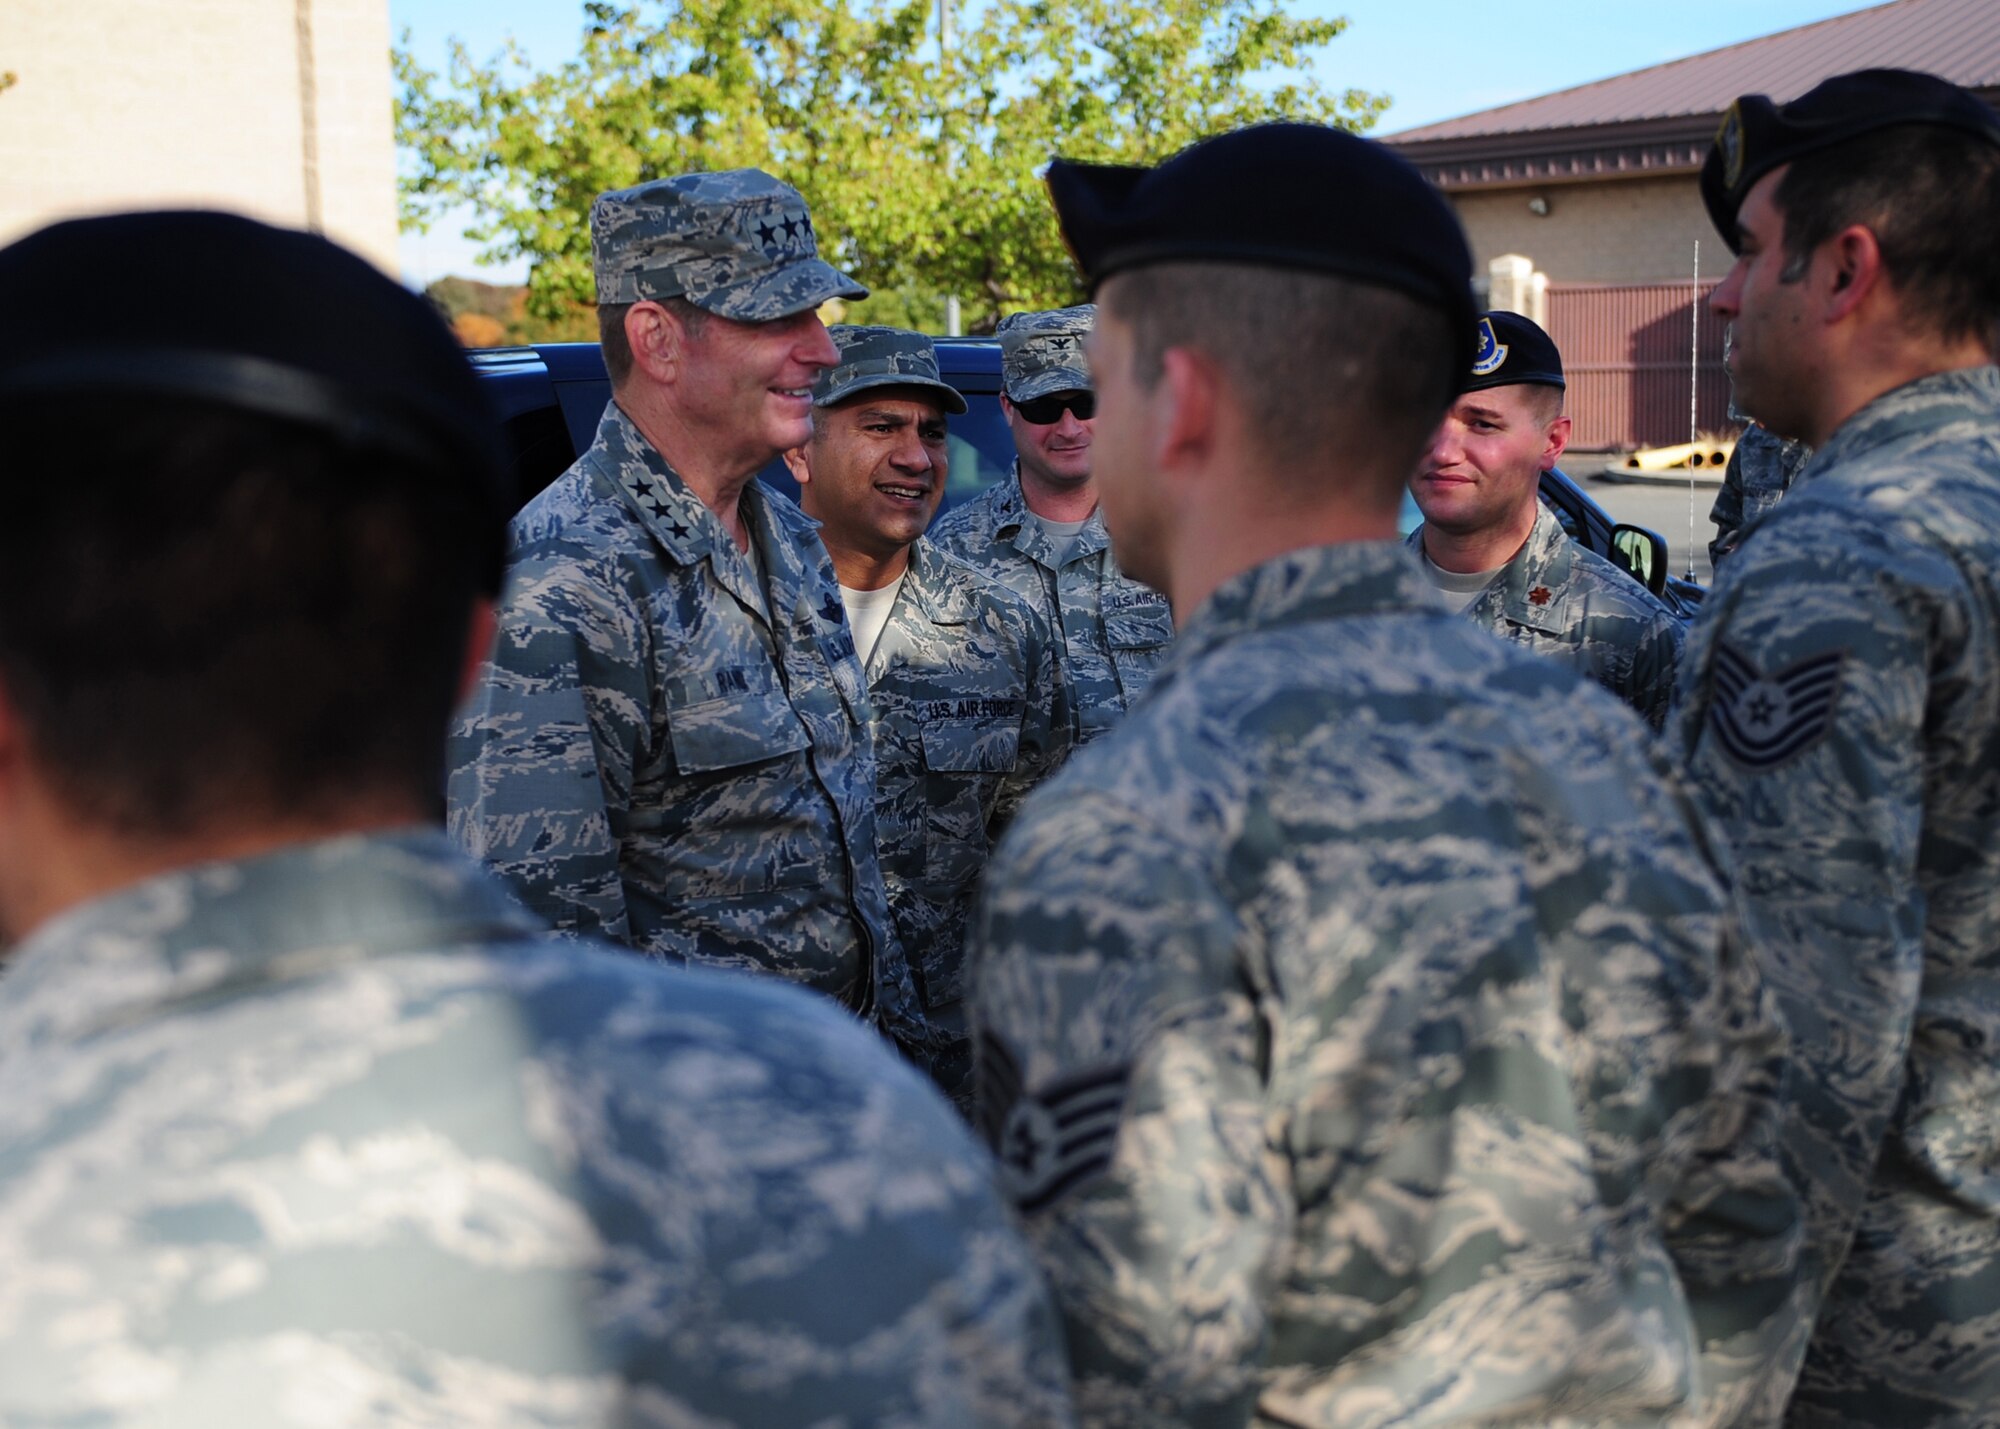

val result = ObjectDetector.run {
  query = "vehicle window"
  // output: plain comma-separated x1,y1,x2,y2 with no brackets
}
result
945,395,1017,500
1540,489,1585,542
1397,491,1422,538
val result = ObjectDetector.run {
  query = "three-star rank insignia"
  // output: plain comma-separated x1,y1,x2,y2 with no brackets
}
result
749,204,816,259
1709,640,1845,769
1528,585,1553,606
1471,316,1508,377
975,1032,1129,1213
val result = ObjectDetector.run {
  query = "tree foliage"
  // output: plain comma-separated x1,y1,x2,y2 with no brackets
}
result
396,0,1385,335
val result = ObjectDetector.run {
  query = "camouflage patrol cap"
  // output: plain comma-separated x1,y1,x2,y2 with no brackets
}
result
591,169,868,320
816,326,968,413
1702,69,2000,252
998,306,1094,402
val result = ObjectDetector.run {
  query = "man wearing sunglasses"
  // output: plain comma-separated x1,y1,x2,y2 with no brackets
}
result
932,306,1175,744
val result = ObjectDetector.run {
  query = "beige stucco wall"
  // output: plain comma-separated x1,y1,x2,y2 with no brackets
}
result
0,0,397,271
1450,176,1716,287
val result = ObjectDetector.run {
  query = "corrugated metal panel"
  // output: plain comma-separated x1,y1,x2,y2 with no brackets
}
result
1545,281,1733,451
1390,0,2000,142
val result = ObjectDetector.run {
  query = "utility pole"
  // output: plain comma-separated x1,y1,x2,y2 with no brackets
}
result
939,0,960,336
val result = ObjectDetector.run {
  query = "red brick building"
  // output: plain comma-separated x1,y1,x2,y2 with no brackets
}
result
1386,0,2000,448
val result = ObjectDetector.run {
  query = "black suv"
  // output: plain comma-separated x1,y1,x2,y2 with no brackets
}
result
472,337,1700,613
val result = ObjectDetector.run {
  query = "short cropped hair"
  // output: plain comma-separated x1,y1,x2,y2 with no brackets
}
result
1775,125,2000,350
1102,262,1460,489
0,395,490,834
1521,384,1565,423
599,297,710,388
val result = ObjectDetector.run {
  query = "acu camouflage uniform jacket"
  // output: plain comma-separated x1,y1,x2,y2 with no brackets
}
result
930,464,1174,744
1669,367,2000,1428
1411,502,1686,730
0,831,1074,1428
866,538,1072,1105
972,541,1805,1429
449,403,932,1056
1708,424,1812,569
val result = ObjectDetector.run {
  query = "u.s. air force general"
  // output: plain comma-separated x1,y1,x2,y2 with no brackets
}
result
446,169,939,1061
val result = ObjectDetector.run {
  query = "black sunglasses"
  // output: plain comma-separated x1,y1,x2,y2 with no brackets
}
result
1013,392,1095,425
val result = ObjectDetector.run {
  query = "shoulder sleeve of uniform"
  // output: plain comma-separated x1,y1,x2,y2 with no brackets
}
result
970,790,1283,1426
1708,446,1750,565
982,585,1073,833
1626,592,1687,732
447,545,653,943
1668,501,1955,1285
512,959,1079,1425
929,489,996,554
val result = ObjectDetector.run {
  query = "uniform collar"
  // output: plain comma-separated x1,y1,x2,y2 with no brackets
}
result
1805,365,2000,487
1483,503,1576,636
588,401,827,619
1409,503,1574,637
590,401,723,566
989,463,1111,568
1164,541,1443,674
1,830,539,1049
898,538,978,627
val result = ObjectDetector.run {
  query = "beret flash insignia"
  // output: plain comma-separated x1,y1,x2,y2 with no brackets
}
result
1718,101,1747,191
1471,317,1508,377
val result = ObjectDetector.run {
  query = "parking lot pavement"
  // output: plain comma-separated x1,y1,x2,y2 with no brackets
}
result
1571,455,1719,587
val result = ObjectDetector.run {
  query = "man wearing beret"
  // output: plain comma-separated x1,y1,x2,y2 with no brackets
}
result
1408,310,1685,728
970,124,1802,1428
1671,67,2000,1423
783,325,1071,1106
931,305,1175,745
448,170,936,1059
0,212,1073,1426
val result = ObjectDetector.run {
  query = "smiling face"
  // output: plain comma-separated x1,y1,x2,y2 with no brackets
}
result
1412,383,1566,542
1002,390,1094,500
672,306,841,471
794,390,950,567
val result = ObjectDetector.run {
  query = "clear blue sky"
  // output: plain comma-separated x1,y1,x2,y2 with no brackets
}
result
391,0,1884,285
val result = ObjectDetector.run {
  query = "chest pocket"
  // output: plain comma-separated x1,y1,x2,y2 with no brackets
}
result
665,673,811,774
1104,600,1174,653
919,717,1021,774
919,716,1019,883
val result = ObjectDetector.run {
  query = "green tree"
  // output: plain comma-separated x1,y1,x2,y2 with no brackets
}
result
396,0,1384,336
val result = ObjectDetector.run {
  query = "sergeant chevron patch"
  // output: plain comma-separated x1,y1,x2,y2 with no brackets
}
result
1709,641,1845,769
976,1032,1129,1213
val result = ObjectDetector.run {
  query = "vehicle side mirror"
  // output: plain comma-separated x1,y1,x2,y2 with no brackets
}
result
1611,523,1669,596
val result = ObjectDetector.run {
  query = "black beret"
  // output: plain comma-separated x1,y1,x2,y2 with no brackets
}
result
1702,68,2000,252
1464,310,1563,394
1045,123,1477,376
0,210,510,585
